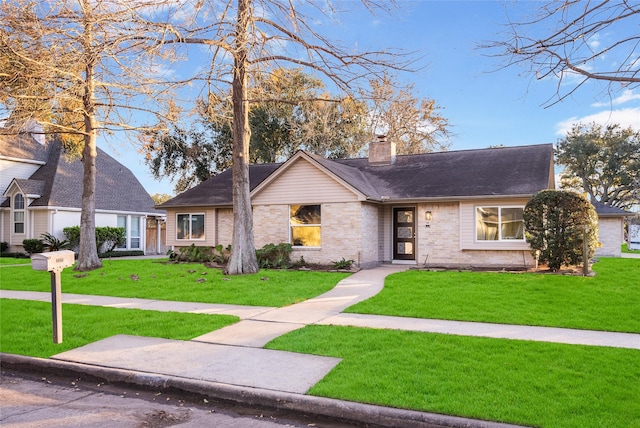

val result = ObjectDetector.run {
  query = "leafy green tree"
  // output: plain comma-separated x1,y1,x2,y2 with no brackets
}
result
556,123,640,211
524,190,598,271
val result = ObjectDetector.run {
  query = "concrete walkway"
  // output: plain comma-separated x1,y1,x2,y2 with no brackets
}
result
2,263,640,427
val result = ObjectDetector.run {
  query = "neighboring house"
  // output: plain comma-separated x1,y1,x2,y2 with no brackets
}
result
0,132,165,254
592,202,634,257
159,139,555,269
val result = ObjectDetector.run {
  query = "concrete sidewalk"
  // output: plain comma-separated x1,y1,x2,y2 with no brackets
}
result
2,263,639,427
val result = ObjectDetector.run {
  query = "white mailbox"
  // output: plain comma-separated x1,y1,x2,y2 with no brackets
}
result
31,250,76,272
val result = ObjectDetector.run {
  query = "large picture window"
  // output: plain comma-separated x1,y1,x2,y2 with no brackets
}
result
476,207,524,241
177,213,205,240
290,205,321,247
13,194,25,234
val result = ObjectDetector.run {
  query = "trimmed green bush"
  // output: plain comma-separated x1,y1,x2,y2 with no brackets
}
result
64,225,125,253
22,239,44,254
524,190,598,271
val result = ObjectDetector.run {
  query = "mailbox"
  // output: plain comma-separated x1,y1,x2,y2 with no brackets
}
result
31,250,75,272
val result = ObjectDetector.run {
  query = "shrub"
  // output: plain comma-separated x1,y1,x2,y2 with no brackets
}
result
99,250,145,258
95,227,126,253
168,244,214,263
23,239,45,254
332,257,354,270
63,226,125,253
211,244,231,264
256,243,292,269
0,242,7,254
524,190,598,271
40,233,71,252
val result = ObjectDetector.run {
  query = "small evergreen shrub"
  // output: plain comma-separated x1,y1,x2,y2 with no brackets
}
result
256,243,292,269
0,242,7,254
332,257,354,270
64,226,125,253
99,250,145,258
23,239,45,254
168,244,214,263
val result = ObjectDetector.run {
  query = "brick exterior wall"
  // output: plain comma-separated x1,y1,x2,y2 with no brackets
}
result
253,205,289,248
596,217,623,257
417,202,536,269
216,208,234,247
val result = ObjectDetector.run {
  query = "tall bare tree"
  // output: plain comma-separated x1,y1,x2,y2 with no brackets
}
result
365,74,451,154
166,0,414,274
486,1,640,105
0,0,179,271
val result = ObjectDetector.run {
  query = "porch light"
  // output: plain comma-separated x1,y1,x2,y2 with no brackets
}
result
425,211,432,221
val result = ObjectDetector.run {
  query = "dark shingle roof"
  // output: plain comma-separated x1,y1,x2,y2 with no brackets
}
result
161,144,554,207
592,202,634,217
13,178,46,197
159,163,282,208
0,134,49,163
2,137,159,214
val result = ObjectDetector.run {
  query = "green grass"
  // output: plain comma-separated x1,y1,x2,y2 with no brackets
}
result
346,257,640,333
622,243,640,254
0,259,350,307
0,257,30,265
267,325,640,428
0,298,238,358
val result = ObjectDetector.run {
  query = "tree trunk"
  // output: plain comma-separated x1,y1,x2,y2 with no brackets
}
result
75,2,102,271
225,0,258,275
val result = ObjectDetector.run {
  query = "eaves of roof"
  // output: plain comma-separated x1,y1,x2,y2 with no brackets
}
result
160,143,555,208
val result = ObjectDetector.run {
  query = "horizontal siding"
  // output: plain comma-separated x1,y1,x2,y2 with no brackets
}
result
253,158,358,205
32,210,49,239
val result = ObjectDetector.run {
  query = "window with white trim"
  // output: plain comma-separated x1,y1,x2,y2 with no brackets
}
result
476,207,524,241
13,194,25,234
290,205,321,247
176,213,205,240
130,216,141,249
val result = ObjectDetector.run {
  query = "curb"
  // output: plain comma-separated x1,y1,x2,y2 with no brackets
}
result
1,353,525,428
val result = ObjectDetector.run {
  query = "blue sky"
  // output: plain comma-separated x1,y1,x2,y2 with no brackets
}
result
100,1,640,196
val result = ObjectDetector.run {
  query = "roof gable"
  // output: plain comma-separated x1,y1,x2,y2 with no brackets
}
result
1,137,159,214
251,151,367,202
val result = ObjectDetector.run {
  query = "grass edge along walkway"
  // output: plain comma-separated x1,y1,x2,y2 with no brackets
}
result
267,325,640,428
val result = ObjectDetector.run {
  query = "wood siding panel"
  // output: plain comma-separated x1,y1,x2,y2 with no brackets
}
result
253,159,358,205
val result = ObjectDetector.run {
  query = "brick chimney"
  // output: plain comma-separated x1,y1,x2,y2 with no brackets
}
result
368,135,396,166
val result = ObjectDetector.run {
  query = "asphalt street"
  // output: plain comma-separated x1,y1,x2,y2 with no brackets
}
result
0,368,361,428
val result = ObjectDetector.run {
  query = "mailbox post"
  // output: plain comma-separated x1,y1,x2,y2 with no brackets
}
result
31,250,75,344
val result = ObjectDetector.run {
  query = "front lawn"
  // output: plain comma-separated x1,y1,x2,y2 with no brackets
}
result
346,258,640,333
267,325,640,428
0,259,350,307
0,299,238,358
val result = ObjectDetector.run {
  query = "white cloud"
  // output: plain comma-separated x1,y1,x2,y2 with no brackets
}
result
591,89,640,107
555,107,640,136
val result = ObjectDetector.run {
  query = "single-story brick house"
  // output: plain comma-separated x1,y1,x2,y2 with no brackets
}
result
1,131,165,254
159,140,555,269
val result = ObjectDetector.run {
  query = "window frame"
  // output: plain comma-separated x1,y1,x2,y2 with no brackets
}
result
475,205,525,242
289,204,322,248
13,194,25,234
176,213,205,241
